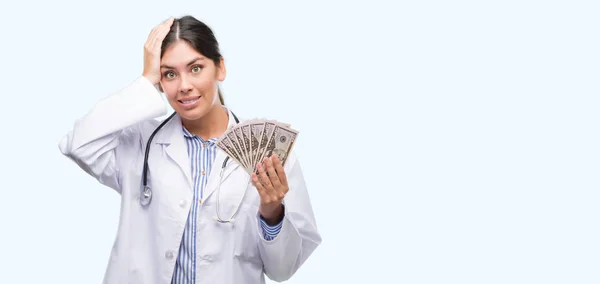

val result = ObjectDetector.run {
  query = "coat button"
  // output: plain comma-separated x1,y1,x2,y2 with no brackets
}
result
165,251,174,259
179,200,186,208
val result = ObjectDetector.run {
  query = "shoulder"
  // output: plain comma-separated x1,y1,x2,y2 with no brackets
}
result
137,118,163,135
115,117,165,151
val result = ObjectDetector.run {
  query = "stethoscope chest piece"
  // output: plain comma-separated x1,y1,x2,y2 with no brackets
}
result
140,186,152,206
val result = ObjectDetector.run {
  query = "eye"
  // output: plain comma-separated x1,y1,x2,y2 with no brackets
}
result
164,71,176,79
191,65,202,73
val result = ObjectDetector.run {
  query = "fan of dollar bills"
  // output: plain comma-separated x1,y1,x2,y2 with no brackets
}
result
216,119,299,175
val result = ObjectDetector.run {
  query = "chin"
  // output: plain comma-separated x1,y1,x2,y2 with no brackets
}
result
171,102,212,121
168,95,218,121
176,107,209,121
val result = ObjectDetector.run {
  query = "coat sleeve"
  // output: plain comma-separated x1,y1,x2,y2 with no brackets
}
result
58,76,168,194
256,153,322,282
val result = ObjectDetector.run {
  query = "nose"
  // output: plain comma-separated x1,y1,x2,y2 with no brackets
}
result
178,74,193,94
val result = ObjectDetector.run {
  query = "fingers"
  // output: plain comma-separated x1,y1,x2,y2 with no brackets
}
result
258,162,281,201
146,17,174,50
148,17,172,36
257,163,273,189
142,17,175,84
152,17,174,49
253,155,289,204
162,16,175,25
251,173,267,198
271,155,288,189
146,20,163,45
264,157,282,190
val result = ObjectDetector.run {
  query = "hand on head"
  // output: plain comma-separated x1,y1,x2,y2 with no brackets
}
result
143,17,175,86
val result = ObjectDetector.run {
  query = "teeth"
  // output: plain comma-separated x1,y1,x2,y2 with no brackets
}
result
180,98,199,104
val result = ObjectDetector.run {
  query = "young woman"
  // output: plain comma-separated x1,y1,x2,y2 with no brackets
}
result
58,15,321,284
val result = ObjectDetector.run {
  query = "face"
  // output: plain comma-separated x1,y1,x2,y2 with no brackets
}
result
159,40,226,121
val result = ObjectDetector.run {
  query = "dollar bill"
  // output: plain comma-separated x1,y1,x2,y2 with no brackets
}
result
256,122,277,168
249,121,265,172
226,131,247,169
217,136,246,168
232,127,248,167
216,118,299,175
260,125,298,167
240,124,253,174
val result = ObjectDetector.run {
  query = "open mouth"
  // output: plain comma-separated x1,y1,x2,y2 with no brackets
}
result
178,96,201,106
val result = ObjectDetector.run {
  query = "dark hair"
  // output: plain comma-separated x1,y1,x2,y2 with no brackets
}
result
161,15,225,105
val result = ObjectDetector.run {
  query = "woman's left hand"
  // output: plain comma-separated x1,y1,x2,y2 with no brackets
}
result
252,155,288,225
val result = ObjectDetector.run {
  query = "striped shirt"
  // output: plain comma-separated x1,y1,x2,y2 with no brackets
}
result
170,124,283,284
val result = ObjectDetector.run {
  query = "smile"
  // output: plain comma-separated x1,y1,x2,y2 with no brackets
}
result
178,96,201,106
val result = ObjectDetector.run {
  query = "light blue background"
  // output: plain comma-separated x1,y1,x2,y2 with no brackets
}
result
0,0,598,283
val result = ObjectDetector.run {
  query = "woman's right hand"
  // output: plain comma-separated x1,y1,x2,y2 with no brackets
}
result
143,17,175,86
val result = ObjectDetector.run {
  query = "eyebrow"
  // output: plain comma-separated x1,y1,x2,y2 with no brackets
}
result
160,57,205,69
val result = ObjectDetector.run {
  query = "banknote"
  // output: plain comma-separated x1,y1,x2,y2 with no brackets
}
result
241,124,252,168
217,136,246,169
255,122,277,169
248,121,265,171
226,131,247,169
217,119,298,175
259,124,298,168
232,127,248,167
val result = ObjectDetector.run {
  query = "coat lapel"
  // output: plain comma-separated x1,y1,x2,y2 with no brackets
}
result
202,149,241,201
151,107,243,201
153,115,193,190
202,107,244,201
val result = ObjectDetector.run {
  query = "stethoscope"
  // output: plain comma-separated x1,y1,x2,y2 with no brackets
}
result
140,110,248,223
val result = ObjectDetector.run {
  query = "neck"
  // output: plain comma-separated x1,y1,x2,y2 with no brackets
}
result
181,106,229,141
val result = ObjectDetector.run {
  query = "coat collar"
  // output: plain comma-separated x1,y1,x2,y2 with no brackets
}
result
151,107,241,198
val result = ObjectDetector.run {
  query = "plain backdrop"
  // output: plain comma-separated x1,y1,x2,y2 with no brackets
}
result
0,0,598,283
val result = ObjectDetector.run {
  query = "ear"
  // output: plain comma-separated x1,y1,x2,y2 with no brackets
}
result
157,82,164,93
217,57,226,82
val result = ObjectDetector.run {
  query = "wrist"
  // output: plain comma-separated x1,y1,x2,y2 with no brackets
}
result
260,204,284,225
142,74,160,86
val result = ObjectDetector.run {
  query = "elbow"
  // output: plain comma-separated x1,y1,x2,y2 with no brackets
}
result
264,240,321,282
58,132,80,161
261,216,323,282
58,133,90,165
58,135,94,176
262,242,303,282
59,132,74,153
57,132,122,192
265,263,298,283
57,132,113,178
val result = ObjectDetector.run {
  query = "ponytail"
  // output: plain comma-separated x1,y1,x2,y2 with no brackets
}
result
218,85,225,105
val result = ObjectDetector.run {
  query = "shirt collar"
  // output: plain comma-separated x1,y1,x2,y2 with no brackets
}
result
182,106,238,140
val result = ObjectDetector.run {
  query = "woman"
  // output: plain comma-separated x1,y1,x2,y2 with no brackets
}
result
58,15,321,284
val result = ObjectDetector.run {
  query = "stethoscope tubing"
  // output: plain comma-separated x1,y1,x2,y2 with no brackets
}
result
140,111,240,213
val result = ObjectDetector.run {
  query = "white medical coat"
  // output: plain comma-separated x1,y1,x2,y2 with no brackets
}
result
58,76,322,284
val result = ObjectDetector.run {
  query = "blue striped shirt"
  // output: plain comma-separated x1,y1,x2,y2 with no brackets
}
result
171,124,283,284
